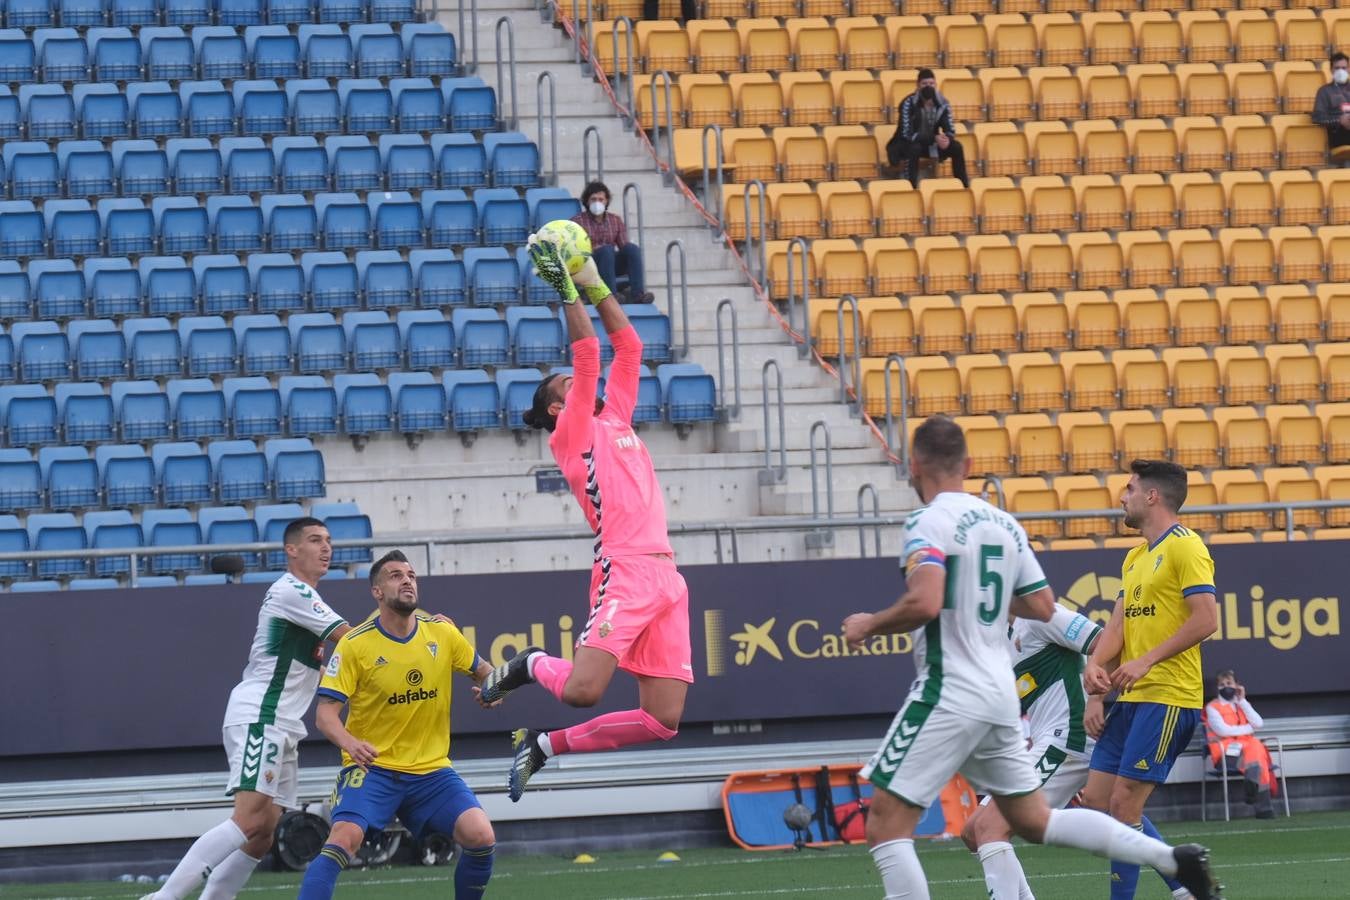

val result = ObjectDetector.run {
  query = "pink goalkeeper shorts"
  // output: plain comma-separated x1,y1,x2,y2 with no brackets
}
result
577,554,693,684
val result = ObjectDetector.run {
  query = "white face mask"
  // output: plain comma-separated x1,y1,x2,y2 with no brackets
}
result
588,201,607,217
1336,68,1349,85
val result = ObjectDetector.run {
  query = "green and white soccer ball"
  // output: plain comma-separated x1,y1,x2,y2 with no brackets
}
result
535,219,593,276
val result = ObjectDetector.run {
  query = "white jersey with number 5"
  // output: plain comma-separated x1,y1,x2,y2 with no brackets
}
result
900,491,1050,727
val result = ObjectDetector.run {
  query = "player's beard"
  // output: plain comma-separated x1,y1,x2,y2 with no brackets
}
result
1122,507,1140,530
386,593,418,616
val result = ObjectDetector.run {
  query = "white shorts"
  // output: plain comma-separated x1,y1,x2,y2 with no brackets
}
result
862,701,1042,808
223,723,301,810
977,737,1091,812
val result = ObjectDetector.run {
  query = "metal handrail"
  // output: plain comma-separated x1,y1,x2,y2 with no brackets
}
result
785,236,811,358
836,294,861,412
742,179,767,283
715,298,742,420
650,70,677,183
569,0,593,70
700,123,725,234
611,16,636,125
809,420,834,522
622,182,645,254
665,239,690,360
583,124,604,185
461,0,480,74
857,483,882,558
759,358,786,484
493,17,518,131
981,475,1006,509
535,71,558,186
882,353,909,476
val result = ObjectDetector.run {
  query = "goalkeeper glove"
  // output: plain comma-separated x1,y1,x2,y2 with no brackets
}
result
569,256,613,306
527,235,580,305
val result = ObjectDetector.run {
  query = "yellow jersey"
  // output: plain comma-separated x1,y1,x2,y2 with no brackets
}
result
1116,524,1215,709
318,615,479,774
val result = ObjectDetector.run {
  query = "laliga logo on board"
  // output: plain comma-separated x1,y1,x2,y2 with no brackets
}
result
702,611,912,677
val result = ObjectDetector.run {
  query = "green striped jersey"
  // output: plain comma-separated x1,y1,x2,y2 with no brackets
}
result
1011,605,1102,756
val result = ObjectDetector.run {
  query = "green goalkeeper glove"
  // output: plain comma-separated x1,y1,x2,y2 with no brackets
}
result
569,256,613,306
527,235,580,305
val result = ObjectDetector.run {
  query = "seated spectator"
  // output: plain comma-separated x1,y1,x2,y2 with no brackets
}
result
571,181,654,303
885,68,969,189
1313,52,1350,159
1204,669,1277,819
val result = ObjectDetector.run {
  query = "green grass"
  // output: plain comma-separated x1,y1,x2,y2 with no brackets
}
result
6,810,1348,899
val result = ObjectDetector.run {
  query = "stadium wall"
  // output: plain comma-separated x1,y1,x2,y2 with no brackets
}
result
2,543,1346,759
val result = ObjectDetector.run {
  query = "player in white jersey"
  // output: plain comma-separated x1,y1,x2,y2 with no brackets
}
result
147,517,350,900
842,416,1220,900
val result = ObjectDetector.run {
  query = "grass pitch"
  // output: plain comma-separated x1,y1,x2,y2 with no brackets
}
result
5,810,1347,899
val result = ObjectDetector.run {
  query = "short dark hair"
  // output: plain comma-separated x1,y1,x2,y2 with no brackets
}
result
521,374,564,432
370,549,409,584
1215,669,1235,683
1333,51,1348,67
1129,459,1188,513
580,180,611,206
912,415,967,473
283,516,326,546
917,68,936,82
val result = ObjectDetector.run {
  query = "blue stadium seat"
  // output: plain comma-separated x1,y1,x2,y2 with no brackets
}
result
95,442,155,505
279,374,336,436
140,256,197,317
288,78,340,135
410,249,466,309
0,200,44,258
370,0,415,27
301,24,351,78
162,0,208,26
0,330,13,383
9,580,64,591
56,381,114,443
143,507,201,573
69,319,126,381
370,191,422,250
248,253,304,314
181,80,235,138
195,255,252,316
168,377,227,440
207,196,264,254
83,508,141,577
207,438,268,503
626,303,673,364
507,307,566,366
262,194,319,253
60,0,106,26
132,272,187,330
168,138,224,194
388,371,445,434
0,449,42,510
235,78,288,138
223,375,281,440
527,187,582,230
4,142,58,198
13,320,72,381
443,369,499,433
151,198,208,256
179,315,237,377
263,436,324,500
463,246,521,306
73,84,127,142
290,312,345,374
450,307,509,367
316,191,371,251
29,512,87,578
658,363,716,425
340,77,393,134
497,367,543,430
0,383,58,445
87,256,143,317
274,135,328,192
397,309,454,369
217,0,263,26
248,25,301,77
199,505,259,566
357,249,414,309
0,512,30,578
127,81,183,139
443,76,497,131
424,189,477,247
110,0,156,26
0,31,37,83
141,26,194,79
380,133,434,191
38,29,90,82
390,79,441,134
344,310,399,371
222,137,276,193
516,246,555,305
100,195,156,254
312,501,371,564
326,135,381,191
151,439,211,505
472,188,530,245
110,380,169,441
431,133,486,190
182,572,227,585
303,251,359,313
628,364,664,424
31,261,87,322
484,132,541,189
189,26,242,78
68,577,121,589
257,501,303,568
234,312,291,375
0,267,31,320
265,0,310,24
316,0,359,24
334,372,392,436
89,28,141,80
574,305,615,363
402,23,456,77
0,88,19,140
39,446,98,509
21,83,77,139
58,141,115,199
8,0,54,27
350,23,402,77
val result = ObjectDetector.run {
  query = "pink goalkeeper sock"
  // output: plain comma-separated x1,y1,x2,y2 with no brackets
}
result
530,654,572,702
548,709,676,756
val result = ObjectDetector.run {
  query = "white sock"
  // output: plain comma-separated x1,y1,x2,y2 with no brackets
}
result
1173,889,1194,899
154,818,247,899
1043,808,1177,876
538,732,554,757
978,841,1031,900
1019,870,1036,900
525,651,545,679
870,838,931,900
199,849,262,900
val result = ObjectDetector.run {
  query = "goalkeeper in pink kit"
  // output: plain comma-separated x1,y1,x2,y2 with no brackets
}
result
478,231,693,802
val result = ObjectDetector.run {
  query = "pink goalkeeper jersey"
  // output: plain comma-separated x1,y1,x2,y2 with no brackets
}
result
549,326,673,562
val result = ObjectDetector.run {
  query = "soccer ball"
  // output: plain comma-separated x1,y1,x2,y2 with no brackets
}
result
534,219,593,276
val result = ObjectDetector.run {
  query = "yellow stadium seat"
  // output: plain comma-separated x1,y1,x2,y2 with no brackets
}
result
970,302,1019,353
1271,474,1322,529
1032,67,1084,120
939,15,991,68
1076,121,1129,175
1172,230,1225,288
1325,411,1350,465
1224,294,1273,344
1113,410,1167,461
1223,228,1276,285
737,19,791,72
680,75,735,129
975,178,1027,234
973,123,1029,178
869,181,924,237
1272,349,1321,405
1221,351,1272,404
916,237,972,294
1008,479,1063,542
823,125,878,182
1270,289,1320,342
771,126,826,182
730,73,784,129
1060,481,1116,539
888,17,940,70
811,238,869,298
864,304,915,356
811,297,860,359
1134,15,1184,64
1181,13,1233,66
913,364,963,417
1081,66,1133,119
1122,121,1175,176
1279,12,1328,63
921,178,976,235
1021,174,1075,232
1174,415,1222,468
1280,62,1325,112
1123,174,1175,230
1065,415,1117,473
764,239,818,301
1069,175,1125,231
1223,171,1275,228
968,424,1014,477
1178,64,1229,116
1179,477,1219,533
965,361,1016,416
1085,13,1136,65
1065,350,1118,411
1228,64,1278,116
1319,343,1350,400
1223,478,1273,532
1130,65,1183,118
1071,232,1126,291
1171,353,1222,406
1174,297,1223,346
1276,412,1324,466
727,130,778,184
982,69,1034,120
1116,350,1167,409
1120,231,1174,289
786,19,841,72
752,0,797,17
1324,172,1350,223
638,22,692,75
916,302,968,355
1230,10,1279,63
801,0,849,15
780,72,834,127
817,182,872,240
833,73,885,126
1217,409,1271,468
671,126,742,180
1019,297,1071,351
1170,172,1222,228
1038,17,1087,66
1273,226,1325,283
1012,415,1063,475
1324,286,1350,342
969,235,1023,293
638,76,686,131
1176,116,1227,171
837,17,891,70
1020,234,1075,292
689,20,741,75
1224,115,1276,169
1122,297,1172,348
1013,351,1068,413
865,237,922,295
990,18,1038,68
768,183,824,240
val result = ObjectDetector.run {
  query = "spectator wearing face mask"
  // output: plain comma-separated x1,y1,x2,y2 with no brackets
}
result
1204,670,1277,819
885,68,969,189
1313,52,1350,156
571,181,655,304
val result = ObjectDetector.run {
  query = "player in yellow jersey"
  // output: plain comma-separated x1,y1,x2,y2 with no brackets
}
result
1083,460,1220,900
298,551,498,900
